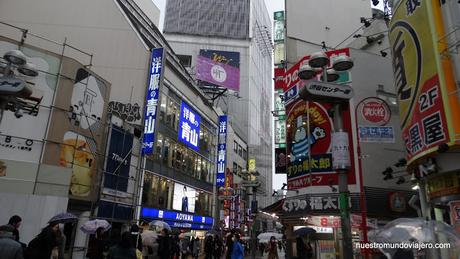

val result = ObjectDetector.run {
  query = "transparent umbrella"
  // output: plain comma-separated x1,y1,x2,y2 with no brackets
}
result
257,232,283,242
149,220,171,232
370,218,460,258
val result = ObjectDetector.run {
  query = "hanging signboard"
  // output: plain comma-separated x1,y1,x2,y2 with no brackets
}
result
178,101,201,151
216,115,228,187
357,97,391,126
142,48,164,155
196,49,240,91
389,0,460,166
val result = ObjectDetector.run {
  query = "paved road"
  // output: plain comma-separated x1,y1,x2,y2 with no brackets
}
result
244,249,286,259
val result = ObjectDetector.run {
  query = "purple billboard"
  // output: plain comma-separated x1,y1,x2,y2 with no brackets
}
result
196,49,240,91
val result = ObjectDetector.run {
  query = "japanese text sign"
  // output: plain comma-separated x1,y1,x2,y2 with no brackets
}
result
142,48,164,155
196,49,240,91
178,101,201,151
359,126,395,143
216,115,227,187
389,0,460,165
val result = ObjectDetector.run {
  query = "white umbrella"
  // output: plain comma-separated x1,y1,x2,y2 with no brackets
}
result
257,232,283,241
80,219,111,234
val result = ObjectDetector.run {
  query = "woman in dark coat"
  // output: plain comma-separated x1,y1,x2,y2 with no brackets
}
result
25,223,60,259
86,227,107,259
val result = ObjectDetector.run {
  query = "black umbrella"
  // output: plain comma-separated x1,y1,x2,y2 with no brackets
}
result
48,212,78,224
294,227,316,236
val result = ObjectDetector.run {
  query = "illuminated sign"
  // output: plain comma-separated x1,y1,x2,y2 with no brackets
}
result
141,207,214,226
178,101,201,151
172,183,196,213
142,48,164,155
216,115,228,187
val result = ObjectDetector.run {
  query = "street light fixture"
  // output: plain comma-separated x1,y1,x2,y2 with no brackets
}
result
298,52,355,259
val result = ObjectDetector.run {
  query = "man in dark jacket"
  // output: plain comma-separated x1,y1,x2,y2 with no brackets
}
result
0,225,23,259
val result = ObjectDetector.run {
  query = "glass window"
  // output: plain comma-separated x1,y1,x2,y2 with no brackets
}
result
234,141,238,153
195,156,202,179
237,165,242,176
154,134,164,160
163,138,171,167
238,145,243,157
242,149,247,160
166,100,179,131
233,162,238,174
177,55,192,67
159,94,167,123
142,174,174,210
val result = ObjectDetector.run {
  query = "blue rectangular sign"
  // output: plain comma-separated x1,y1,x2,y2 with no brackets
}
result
178,101,201,151
359,126,395,143
142,48,164,155
216,115,228,187
141,207,214,225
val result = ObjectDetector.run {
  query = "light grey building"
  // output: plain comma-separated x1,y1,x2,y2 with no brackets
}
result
163,0,274,208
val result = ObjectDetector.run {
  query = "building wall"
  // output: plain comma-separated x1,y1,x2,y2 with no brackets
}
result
132,0,161,27
285,0,372,68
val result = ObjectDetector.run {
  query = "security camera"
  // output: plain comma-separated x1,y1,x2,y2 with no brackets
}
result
14,109,23,118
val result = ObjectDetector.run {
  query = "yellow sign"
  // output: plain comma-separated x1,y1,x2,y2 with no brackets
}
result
426,171,460,201
248,159,256,171
389,0,460,166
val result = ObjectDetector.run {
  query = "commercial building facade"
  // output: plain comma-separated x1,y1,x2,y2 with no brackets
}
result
0,0,220,255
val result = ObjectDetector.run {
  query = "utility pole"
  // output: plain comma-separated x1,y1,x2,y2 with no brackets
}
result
298,51,355,259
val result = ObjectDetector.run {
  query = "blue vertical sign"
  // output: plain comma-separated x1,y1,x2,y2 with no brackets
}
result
142,48,164,155
216,115,227,187
178,102,201,151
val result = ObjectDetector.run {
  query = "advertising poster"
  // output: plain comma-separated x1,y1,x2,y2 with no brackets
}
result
103,125,134,196
275,147,287,174
172,183,196,213
273,11,285,42
196,49,240,91
43,56,110,200
389,0,460,166
285,99,356,189
0,38,59,166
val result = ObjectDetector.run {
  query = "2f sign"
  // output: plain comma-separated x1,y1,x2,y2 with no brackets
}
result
419,86,439,112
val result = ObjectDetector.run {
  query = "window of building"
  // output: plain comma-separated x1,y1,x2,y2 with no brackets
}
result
166,100,179,131
238,144,243,157
177,55,192,67
233,141,238,153
242,148,247,160
233,162,238,174
237,165,242,176
159,94,167,123
142,173,174,210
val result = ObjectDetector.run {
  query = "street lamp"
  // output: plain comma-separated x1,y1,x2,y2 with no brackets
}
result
298,51,355,259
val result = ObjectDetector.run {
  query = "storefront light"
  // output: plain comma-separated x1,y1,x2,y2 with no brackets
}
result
412,184,419,190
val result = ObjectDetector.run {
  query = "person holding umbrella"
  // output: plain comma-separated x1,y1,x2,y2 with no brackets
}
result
25,223,60,259
86,227,108,259
266,236,279,259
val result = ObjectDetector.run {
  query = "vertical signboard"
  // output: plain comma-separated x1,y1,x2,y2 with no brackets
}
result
143,48,164,155
196,49,240,91
216,115,228,187
449,200,460,234
389,0,460,166
273,11,285,66
178,101,201,151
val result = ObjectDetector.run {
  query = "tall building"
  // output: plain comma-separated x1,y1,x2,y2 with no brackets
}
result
163,0,274,208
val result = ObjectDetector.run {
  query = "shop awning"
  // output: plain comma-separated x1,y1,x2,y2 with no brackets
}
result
261,198,285,214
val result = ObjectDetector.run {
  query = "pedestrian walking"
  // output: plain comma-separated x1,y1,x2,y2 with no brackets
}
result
180,236,190,259
224,232,234,259
212,236,222,259
107,231,137,259
25,223,60,259
86,227,108,259
266,236,279,259
191,237,200,259
230,234,244,259
204,235,213,259
0,225,23,259
130,224,143,252
157,228,172,259
7,215,22,243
